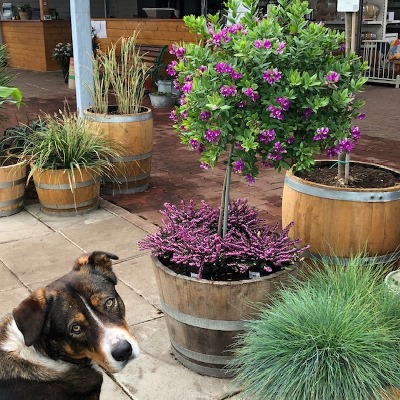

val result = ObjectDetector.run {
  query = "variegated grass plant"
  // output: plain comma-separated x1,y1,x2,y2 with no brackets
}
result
89,33,150,115
21,110,121,189
230,254,400,400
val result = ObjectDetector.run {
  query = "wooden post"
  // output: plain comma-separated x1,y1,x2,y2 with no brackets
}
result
39,0,49,20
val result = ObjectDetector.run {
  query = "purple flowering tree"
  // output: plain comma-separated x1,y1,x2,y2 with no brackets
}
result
167,0,367,236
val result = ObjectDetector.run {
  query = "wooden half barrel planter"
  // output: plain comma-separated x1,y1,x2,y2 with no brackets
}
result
84,107,153,195
282,161,400,265
0,159,27,217
32,167,100,216
151,255,301,378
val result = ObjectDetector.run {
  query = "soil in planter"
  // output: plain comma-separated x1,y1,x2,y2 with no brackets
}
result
158,256,286,281
297,163,400,189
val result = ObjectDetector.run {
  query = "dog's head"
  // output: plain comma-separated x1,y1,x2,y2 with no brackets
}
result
12,251,140,374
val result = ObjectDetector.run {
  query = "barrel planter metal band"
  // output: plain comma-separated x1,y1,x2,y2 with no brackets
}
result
32,168,100,216
151,255,302,378
282,160,400,264
0,161,27,217
84,107,153,195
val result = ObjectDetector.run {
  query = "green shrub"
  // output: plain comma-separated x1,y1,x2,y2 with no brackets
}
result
230,256,400,400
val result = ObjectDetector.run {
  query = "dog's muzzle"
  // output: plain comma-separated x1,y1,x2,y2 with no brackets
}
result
111,340,132,362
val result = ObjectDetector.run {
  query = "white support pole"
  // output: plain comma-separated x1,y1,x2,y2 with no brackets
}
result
70,0,93,117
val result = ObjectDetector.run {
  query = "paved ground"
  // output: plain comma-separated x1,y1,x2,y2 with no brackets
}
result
0,69,399,400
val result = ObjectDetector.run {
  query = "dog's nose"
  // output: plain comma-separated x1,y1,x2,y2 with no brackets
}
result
111,340,132,362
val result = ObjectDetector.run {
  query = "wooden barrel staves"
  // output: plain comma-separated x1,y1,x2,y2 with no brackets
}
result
151,255,301,378
84,107,153,195
0,161,27,217
32,167,100,216
282,161,400,265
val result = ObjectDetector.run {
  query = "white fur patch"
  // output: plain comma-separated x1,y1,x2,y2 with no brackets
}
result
78,295,140,373
1,319,70,374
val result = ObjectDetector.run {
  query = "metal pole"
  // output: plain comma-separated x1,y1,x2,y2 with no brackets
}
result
70,0,94,117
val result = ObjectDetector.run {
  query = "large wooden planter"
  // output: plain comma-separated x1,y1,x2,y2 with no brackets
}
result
84,107,153,195
0,160,27,217
282,161,400,265
151,255,302,378
32,167,100,216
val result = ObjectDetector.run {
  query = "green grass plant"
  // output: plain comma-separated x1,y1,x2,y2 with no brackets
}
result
22,110,120,188
230,255,400,400
89,33,149,115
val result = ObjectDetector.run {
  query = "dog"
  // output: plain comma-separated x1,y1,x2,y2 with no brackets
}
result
0,251,140,400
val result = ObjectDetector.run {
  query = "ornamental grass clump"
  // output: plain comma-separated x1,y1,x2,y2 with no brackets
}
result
139,199,308,280
230,255,400,400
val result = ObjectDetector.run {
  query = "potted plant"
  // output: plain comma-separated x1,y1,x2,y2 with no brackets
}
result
17,4,32,20
52,42,73,83
0,44,25,217
148,91,178,108
84,33,153,195
20,110,120,216
230,254,400,399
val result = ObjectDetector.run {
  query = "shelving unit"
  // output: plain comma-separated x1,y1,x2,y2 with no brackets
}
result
313,0,400,87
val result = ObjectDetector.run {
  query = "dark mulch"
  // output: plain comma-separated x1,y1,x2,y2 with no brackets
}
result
297,162,400,188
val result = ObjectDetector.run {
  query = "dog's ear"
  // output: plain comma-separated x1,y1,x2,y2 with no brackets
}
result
12,288,48,347
73,251,119,284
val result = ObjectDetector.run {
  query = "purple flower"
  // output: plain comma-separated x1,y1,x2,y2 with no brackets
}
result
235,142,244,150
190,139,205,153
220,84,237,97
169,44,186,59
233,159,245,173
326,147,340,158
325,71,340,85
169,110,178,123
205,128,221,143
276,41,286,54
182,81,193,93
263,68,281,85
267,141,285,161
200,110,211,121
236,101,247,108
245,174,256,185
351,126,361,141
254,39,263,49
286,136,295,145
230,71,242,80
258,129,275,143
302,107,313,119
200,162,210,170
228,23,242,34
243,87,260,102
357,113,366,120
166,61,177,77
268,105,284,120
276,96,290,111
313,127,330,141
264,266,273,273
338,138,353,153
199,65,207,73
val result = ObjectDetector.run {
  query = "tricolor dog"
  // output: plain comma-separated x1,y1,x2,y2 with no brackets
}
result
0,251,140,400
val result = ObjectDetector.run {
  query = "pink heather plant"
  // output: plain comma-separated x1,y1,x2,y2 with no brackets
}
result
168,0,368,179
139,199,309,279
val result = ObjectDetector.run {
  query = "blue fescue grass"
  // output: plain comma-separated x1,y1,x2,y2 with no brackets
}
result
230,255,400,400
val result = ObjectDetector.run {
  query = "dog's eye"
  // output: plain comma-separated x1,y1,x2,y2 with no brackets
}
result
105,298,115,310
70,324,84,334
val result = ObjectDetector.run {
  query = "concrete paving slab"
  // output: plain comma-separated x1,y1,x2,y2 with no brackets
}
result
0,210,52,244
116,280,161,326
115,318,236,400
59,217,148,261
0,286,31,316
114,254,161,309
25,203,116,232
0,232,83,285
0,260,25,292
100,372,133,400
